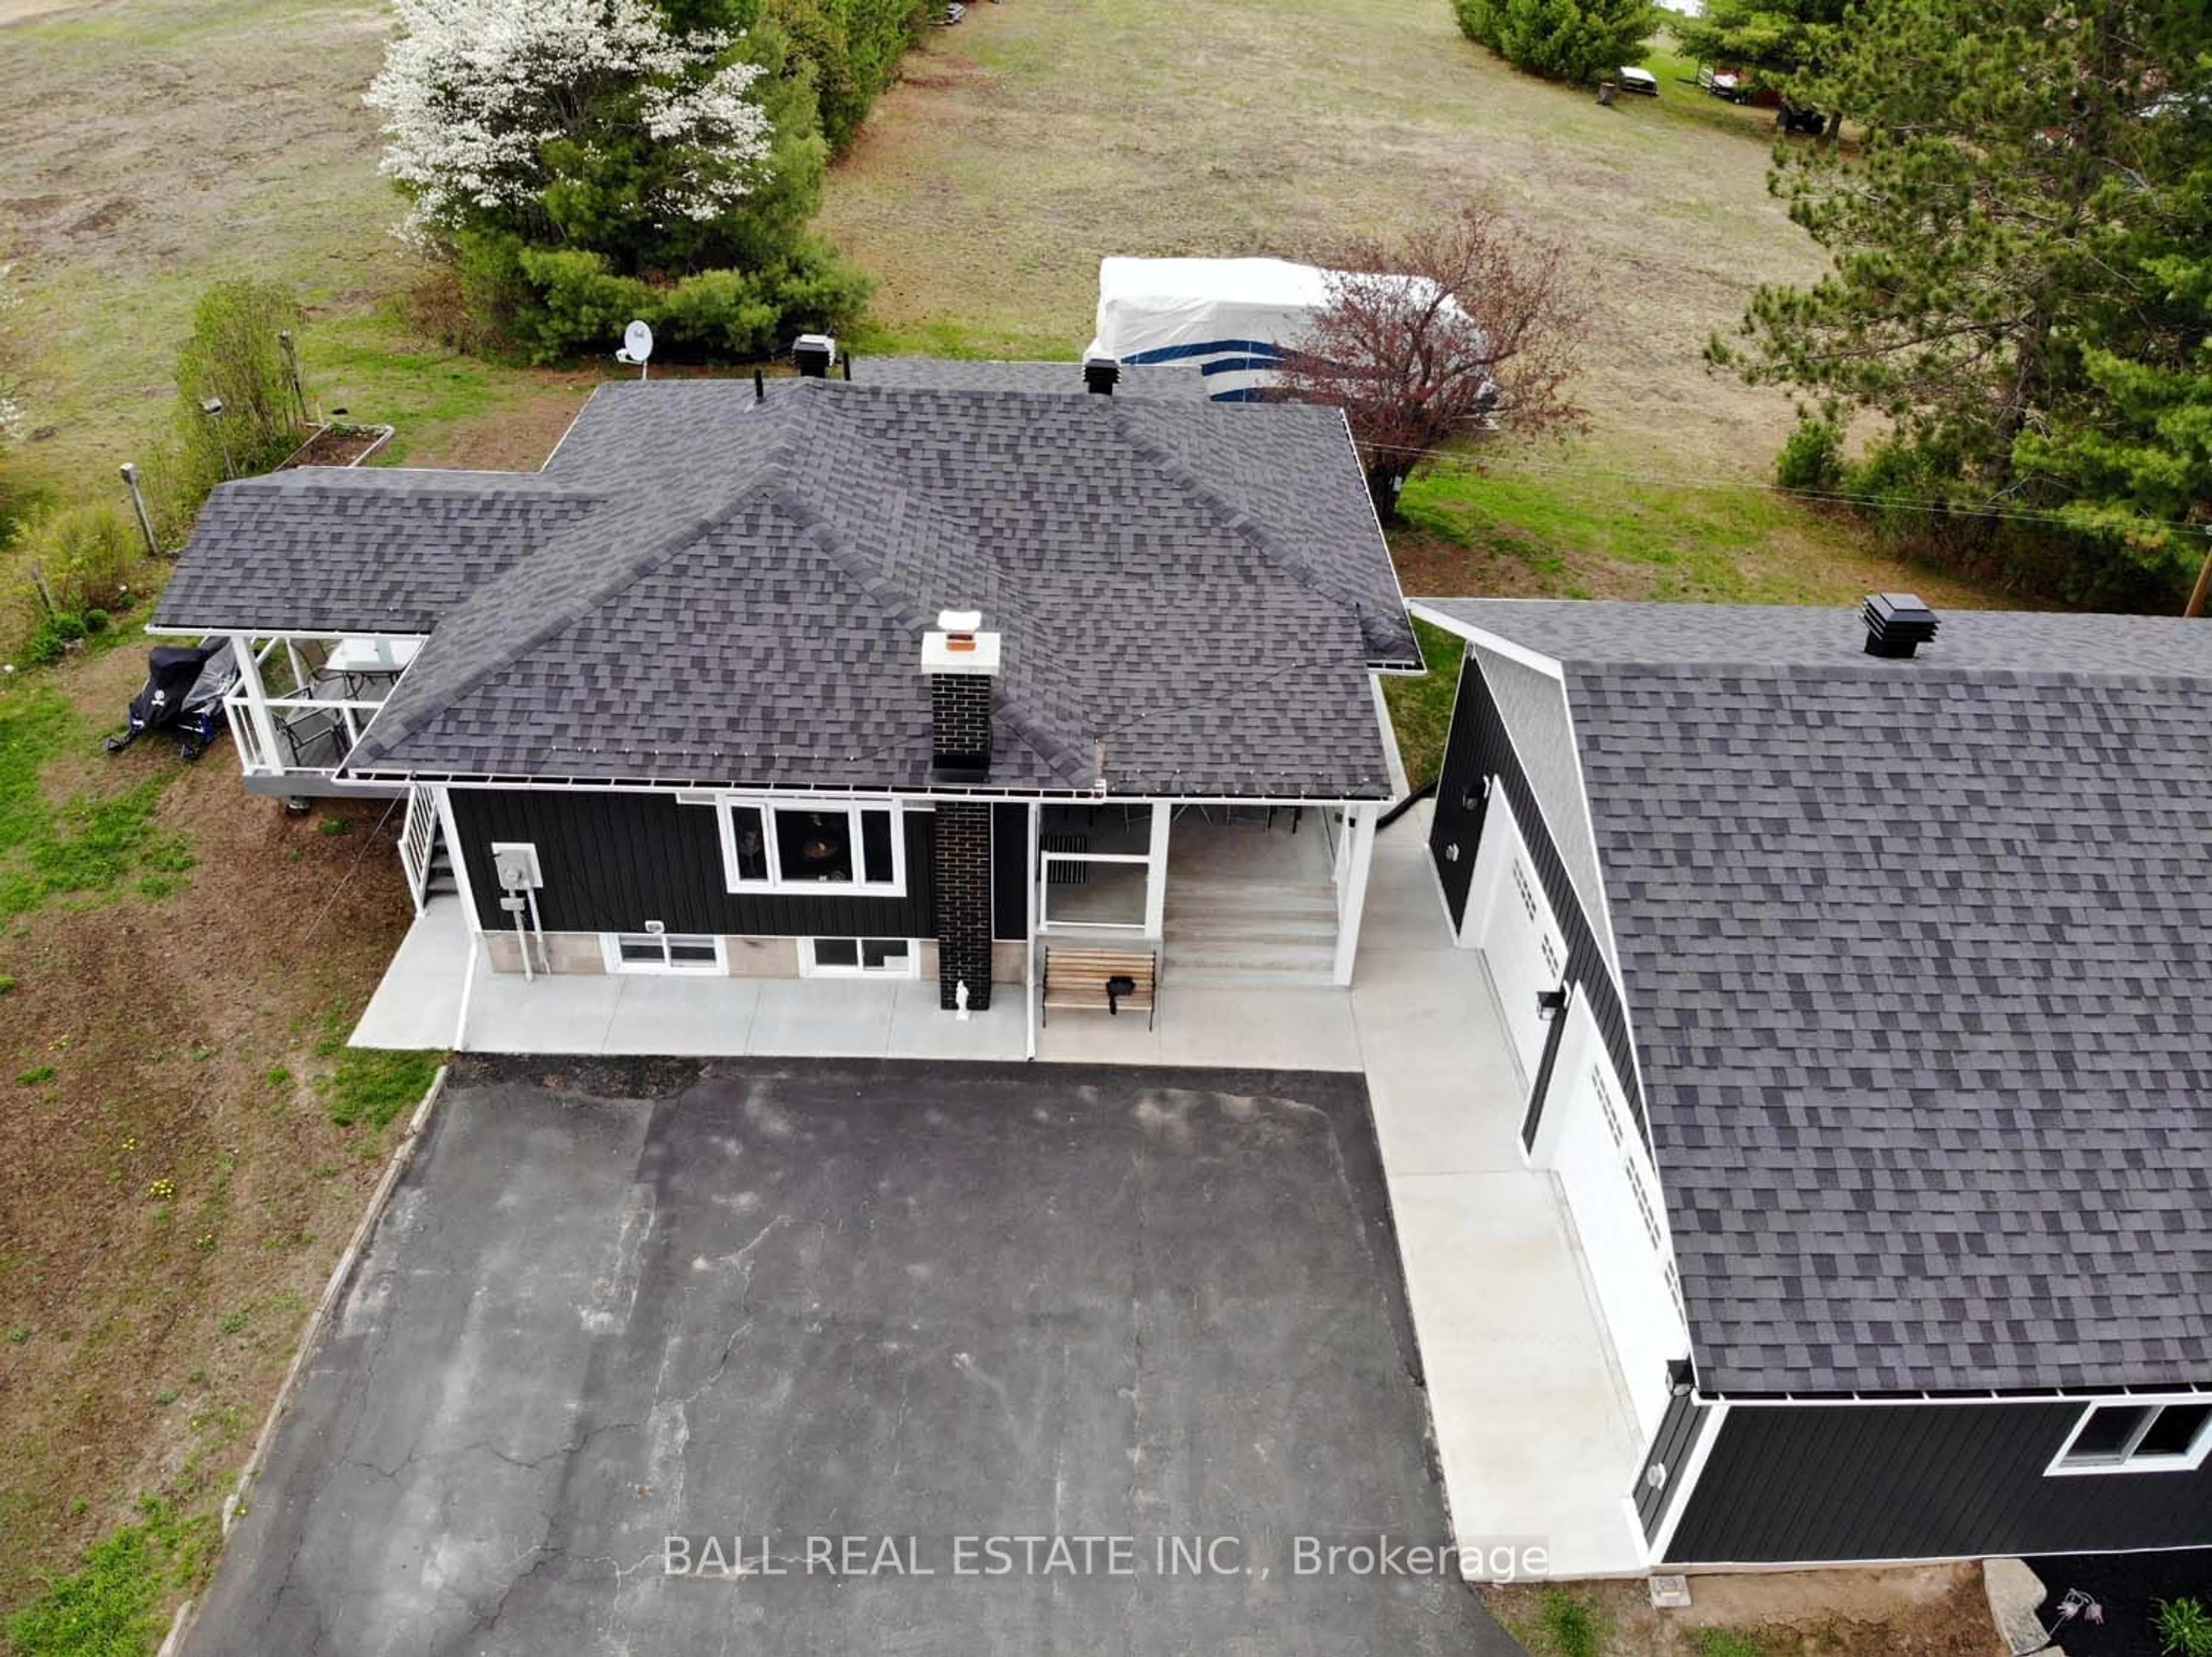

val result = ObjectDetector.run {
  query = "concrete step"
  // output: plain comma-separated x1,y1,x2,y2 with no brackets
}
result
1164,918,1335,949
1164,936,1338,988
1166,962,1338,989
1165,878,1338,920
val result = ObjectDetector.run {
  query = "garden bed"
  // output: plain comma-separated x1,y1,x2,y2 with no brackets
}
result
273,422,392,470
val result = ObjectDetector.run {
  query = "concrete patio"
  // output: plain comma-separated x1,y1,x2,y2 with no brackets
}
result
347,802,1649,1578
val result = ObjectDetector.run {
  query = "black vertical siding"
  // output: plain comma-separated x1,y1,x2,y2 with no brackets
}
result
449,788,936,939
991,803,1028,942
1426,654,1647,1140
1426,655,1488,927
1636,1389,1711,1541
1666,1401,2212,1564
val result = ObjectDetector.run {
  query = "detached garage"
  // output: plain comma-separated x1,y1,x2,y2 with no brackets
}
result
1412,594,2212,1570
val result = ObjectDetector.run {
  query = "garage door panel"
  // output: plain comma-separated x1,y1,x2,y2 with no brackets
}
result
1552,1051,1688,1444
1476,837,1567,1080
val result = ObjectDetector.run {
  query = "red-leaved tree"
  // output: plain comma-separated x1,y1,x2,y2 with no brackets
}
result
1277,206,1589,521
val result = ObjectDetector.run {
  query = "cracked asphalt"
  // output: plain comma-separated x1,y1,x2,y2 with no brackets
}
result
183,1057,1524,1656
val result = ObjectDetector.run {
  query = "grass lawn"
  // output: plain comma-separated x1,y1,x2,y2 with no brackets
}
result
0,639,421,1634
821,0,1829,473
0,0,588,498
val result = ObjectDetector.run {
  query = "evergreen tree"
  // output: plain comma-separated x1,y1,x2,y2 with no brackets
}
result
1454,0,1656,85
369,0,868,362
1674,0,1844,86
1710,0,2212,596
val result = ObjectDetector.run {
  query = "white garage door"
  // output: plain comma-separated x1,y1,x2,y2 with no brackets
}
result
1550,1046,1688,1443
1473,829,1567,1083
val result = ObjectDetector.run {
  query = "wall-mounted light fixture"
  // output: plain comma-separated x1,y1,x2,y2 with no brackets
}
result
1536,987,1568,1022
1666,1357,1696,1398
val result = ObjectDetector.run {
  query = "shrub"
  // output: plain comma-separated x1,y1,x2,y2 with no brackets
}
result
495,237,869,365
9,499,145,618
370,1,880,365
767,0,933,152
172,280,305,484
1457,0,1656,83
1775,414,1846,493
2158,1597,2212,1657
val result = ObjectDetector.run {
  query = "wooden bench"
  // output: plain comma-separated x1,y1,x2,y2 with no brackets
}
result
1041,945,1158,1030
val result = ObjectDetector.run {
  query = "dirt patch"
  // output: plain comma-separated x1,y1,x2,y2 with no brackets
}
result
274,422,389,469
1484,1565,2008,1657
410,380,598,471
0,640,415,1612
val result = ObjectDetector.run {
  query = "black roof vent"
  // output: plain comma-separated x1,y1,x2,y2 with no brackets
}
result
1082,354,1120,396
1862,592,1939,659
792,333,836,378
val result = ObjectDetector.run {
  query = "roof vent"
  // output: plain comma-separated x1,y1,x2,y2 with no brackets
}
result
1082,354,1120,396
793,334,837,378
1862,592,1939,659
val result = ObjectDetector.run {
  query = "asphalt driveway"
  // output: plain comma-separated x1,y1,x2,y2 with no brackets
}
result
185,1057,1522,1655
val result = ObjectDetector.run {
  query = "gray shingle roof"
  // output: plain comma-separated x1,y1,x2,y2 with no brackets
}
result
163,376,1412,798
1434,598,2212,1396
153,470,603,634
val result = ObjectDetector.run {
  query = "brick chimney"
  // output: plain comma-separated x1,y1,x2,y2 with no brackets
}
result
922,609,1000,783
923,609,1001,1013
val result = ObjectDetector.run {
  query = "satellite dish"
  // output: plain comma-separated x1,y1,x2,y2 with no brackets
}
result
615,319,654,378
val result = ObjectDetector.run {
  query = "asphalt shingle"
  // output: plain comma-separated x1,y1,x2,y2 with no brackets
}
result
159,376,1412,799
1435,599,2212,1396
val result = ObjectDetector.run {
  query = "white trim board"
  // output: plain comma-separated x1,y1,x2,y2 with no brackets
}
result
1406,600,1568,681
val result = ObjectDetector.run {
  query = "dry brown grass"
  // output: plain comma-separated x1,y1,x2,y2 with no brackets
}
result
820,0,1826,475
0,639,414,1609
1485,1564,2010,1657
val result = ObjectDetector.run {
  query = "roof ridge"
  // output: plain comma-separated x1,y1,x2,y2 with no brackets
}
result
347,411,813,766
753,452,1093,791
1109,403,1373,636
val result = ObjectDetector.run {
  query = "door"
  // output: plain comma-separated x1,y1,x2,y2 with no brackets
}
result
1473,831,1568,1082
1550,1045,1688,1443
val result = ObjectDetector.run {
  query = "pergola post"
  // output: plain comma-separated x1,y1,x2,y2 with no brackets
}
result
1332,801,1379,985
1144,801,1171,939
229,632,282,773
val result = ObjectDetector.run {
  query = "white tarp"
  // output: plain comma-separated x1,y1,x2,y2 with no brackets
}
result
1085,256,1461,402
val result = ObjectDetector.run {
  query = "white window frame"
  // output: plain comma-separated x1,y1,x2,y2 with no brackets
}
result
799,937,921,979
710,798,906,897
2044,1397,2212,1477
600,931,726,975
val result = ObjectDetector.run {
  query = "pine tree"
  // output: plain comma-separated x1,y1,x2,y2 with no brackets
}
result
1454,0,1656,85
1710,0,2212,595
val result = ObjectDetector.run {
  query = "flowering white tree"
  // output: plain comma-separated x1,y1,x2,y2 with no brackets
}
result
366,0,774,229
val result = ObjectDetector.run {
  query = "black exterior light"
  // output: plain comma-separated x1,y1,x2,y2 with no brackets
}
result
1666,1357,1696,1398
1536,987,1568,1021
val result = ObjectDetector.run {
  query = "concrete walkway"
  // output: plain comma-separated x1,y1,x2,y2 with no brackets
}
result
349,896,470,1049
1351,801,1649,1579
347,809,1647,1577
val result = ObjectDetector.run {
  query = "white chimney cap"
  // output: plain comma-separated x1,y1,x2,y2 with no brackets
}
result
922,610,1001,676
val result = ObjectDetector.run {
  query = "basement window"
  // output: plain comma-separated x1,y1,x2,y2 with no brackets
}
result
603,932,725,975
801,938,918,979
710,800,904,896
2049,1400,2212,1475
